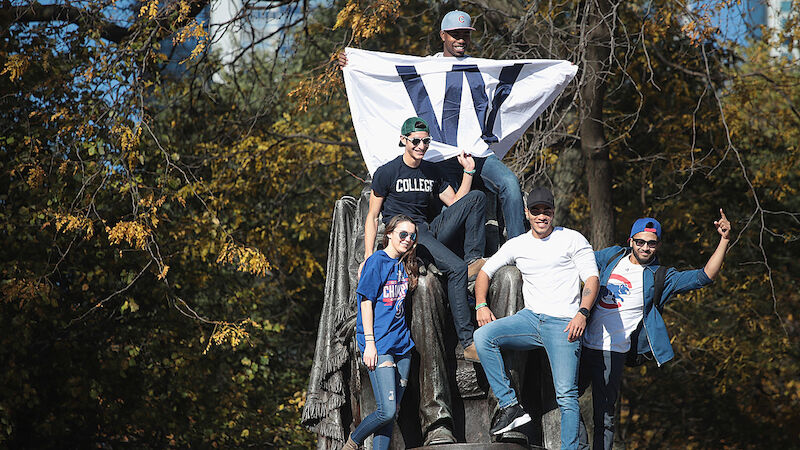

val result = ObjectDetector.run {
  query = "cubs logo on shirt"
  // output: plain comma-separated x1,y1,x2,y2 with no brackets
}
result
382,278,408,318
598,273,632,309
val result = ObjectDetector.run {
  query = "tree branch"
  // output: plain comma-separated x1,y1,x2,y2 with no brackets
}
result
1,0,210,43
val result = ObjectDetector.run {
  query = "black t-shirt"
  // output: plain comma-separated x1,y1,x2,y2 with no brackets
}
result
371,155,450,225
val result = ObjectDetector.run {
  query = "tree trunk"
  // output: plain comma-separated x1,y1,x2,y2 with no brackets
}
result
552,146,585,230
579,0,615,248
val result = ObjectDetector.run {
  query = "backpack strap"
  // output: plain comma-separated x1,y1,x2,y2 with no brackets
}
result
653,265,668,312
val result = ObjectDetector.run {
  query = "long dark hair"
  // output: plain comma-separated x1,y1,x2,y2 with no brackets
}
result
381,214,419,291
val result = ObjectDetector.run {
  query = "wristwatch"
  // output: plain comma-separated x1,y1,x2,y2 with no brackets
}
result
578,307,591,319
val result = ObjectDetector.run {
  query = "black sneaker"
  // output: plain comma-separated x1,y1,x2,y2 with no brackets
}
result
490,403,531,435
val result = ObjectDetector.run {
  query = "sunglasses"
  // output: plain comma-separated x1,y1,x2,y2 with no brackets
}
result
398,231,417,241
632,238,659,248
404,136,432,146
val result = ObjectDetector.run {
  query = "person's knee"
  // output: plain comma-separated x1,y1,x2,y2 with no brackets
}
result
473,326,488,348
503,183,523,201
465,189,486,204
375,397,397,424
441,258,468,278
555,386,580,403
553,374,580,401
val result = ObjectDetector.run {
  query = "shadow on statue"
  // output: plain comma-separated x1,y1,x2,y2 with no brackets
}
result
302,185,568,449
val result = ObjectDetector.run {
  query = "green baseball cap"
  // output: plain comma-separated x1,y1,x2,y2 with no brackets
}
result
401,117,430,136
399,117,430,146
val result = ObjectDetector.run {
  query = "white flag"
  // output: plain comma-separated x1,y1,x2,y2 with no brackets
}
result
342,48,578,175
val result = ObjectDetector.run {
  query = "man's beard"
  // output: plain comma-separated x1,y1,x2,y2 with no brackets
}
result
632,250,655,265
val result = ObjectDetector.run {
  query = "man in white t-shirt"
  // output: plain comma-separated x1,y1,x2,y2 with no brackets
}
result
473,187,600,449
580,211,731,450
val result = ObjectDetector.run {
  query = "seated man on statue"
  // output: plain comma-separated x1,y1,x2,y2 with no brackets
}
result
473,187,599,449
362,116,487,362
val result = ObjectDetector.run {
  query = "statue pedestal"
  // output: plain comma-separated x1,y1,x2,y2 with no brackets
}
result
411,443,540,449
356,344,560,449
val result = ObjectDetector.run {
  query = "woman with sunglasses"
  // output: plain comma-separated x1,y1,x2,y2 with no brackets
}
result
343,214,420,450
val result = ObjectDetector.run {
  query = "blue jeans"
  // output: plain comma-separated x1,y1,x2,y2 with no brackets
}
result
417,190,486,348
480,154,526,238
435,154,526,239
578,348,625,450
474,309,582,449
351,353,412,450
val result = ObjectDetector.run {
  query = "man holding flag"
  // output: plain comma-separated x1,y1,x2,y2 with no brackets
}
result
340,10,529,238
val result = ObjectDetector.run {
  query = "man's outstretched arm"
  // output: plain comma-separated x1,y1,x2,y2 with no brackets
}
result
703,208,731,280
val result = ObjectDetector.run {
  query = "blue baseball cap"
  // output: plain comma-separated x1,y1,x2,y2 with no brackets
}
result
441,10,476,31
629,218,662,239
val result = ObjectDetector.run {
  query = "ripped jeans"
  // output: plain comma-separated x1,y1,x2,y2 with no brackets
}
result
351,353,412,450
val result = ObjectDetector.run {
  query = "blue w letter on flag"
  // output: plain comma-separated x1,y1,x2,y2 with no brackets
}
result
396,64,524,146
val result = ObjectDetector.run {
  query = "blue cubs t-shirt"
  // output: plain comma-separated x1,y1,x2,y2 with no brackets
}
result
371,155,450,225
356,250,415,356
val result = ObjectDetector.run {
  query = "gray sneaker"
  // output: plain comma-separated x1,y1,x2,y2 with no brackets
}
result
490,403,531,435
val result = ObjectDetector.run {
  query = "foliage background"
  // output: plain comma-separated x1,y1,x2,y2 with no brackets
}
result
1,0,798,447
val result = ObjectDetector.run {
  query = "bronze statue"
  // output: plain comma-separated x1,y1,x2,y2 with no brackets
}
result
302,187,561,448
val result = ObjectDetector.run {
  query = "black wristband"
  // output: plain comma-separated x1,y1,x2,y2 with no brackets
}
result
578,307,590,319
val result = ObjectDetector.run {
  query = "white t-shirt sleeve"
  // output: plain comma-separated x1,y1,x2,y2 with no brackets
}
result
481,238,519,279
571,232,599,282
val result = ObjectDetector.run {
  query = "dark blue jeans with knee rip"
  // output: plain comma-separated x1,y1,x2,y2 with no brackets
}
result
350,353,412,450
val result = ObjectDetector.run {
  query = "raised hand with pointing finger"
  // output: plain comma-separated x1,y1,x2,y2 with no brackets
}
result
714,208,731,240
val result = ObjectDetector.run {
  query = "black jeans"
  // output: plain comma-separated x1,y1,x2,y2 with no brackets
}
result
578,348,626,450
416,190,486,347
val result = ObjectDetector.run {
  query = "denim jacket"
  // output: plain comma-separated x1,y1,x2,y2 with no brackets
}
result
594,246,713,366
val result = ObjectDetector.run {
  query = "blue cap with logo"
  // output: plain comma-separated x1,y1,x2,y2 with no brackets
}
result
441,10,476,31
629,218,662,239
